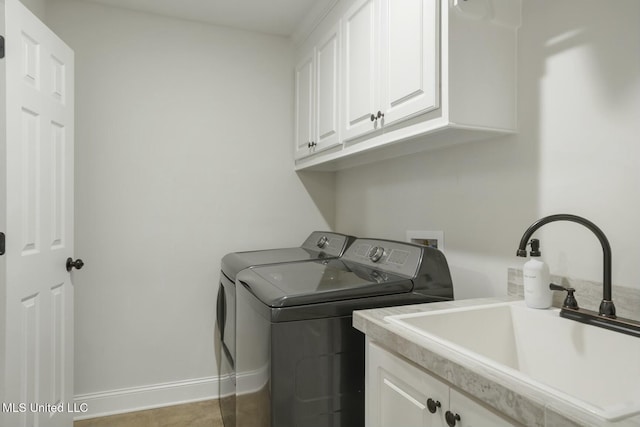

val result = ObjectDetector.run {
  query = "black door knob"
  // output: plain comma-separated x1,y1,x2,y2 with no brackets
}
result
66,257,84,272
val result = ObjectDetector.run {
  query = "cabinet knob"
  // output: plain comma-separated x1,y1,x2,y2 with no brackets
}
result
445,411,461,427
370,113,376,122
377,110,384,120
426,398,441,414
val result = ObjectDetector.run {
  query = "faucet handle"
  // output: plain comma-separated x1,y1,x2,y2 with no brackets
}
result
549,283,579,309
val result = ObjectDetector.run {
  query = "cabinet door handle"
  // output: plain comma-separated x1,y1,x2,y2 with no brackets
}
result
445,411,461,427
426,398,441,414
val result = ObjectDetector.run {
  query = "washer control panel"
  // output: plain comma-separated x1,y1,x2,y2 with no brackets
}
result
343,238,424,277
368,246,385,262
316,235,329,248
301,232,353,257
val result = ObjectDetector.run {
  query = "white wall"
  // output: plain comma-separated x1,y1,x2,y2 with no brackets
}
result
335,0,640,300
45,0,334,399
19,0,46,21
36,0,640,412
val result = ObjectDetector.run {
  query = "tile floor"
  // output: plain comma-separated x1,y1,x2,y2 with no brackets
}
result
73,400,223,427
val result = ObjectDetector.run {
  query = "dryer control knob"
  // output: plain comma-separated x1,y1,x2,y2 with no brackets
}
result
368,246,385,263
316,236,329,248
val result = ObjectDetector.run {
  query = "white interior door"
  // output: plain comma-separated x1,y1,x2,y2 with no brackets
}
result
1,0,75,426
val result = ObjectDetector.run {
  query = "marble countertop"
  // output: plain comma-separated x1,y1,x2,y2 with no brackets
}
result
353,297,640,427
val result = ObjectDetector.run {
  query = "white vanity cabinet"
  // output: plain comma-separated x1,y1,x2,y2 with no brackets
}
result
294,0,521,171
294,23,341,160
367,340,519,427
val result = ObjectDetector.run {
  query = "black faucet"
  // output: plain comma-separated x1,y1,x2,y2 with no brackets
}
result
516,214,615,317
517,214,640,338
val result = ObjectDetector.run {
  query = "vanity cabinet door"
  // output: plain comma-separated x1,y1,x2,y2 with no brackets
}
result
368,341,448,427
449,389,516,427
367,340,521,427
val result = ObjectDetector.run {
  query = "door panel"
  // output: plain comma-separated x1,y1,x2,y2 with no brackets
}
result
450,389,516,427
342,0,378,141
2,1,75,426
294,53,314,159
380,0,439,125
368,341,448,427
315,23,340,151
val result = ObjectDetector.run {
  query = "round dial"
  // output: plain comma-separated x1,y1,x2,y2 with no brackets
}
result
368,246,385,262
316,236,329,248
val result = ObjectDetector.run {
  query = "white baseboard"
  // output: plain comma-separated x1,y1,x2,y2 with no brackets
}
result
73,375,226,421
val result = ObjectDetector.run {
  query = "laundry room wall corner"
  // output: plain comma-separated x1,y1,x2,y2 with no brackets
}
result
296,170,337,230
18,0,45,22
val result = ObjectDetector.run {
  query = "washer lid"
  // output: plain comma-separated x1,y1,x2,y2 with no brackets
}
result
221,232,355,280
222,248,326,281
238,259,413,308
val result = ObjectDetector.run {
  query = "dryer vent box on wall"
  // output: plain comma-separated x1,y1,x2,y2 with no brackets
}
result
406,230,444,252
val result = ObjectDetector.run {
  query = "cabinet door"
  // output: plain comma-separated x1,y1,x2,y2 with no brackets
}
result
315,23,341,152
342,0,379,142
379,0,439,125
368,341,447,427
449,389,517,427
294,52,315,159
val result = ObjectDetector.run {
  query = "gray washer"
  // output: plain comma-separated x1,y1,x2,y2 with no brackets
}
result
234,238,454,427
216,231,355,427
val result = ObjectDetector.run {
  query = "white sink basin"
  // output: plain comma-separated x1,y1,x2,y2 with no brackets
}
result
385,301,640,422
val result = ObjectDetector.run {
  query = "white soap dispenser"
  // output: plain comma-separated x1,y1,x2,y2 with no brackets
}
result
523,238,552,309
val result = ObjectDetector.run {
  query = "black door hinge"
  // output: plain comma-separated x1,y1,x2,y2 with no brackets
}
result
0,232,5,256
0,36,4,59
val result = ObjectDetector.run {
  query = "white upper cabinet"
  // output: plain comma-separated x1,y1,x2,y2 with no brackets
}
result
294,0,522,170
380,0,439,126
295,23,342,160
294,52,314,159
342,0,439,142
342,0,379,141
315,23,341,151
